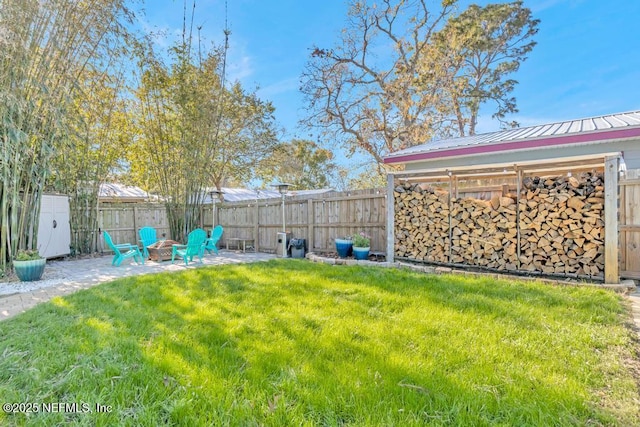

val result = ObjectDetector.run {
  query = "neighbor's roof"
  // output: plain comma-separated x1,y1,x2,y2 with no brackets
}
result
204,187,333,203
99,183,151,200
384,110,640,165
98,184,332,203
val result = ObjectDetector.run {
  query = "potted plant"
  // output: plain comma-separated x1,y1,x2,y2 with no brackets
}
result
13,249,46,281
351,231,370,260
334,236,353,258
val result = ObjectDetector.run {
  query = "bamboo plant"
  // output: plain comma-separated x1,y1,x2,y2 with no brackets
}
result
0,0,133,270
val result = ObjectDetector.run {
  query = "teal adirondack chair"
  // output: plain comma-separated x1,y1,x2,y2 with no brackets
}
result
103,231,144,267
204,225,224,255
138,226,158,259
171,228,207,265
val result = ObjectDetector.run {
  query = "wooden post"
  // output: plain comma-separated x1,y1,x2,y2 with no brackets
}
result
307,198,314,252
133,205,138,241
254,201,260,252
454,176,459,199
604,155,620,284
386,174,395,263
516,168,522,270
448,173,454,263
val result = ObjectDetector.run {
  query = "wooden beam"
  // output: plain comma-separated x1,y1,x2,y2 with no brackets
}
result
621,270,640,280
386,174,395,263
604,155,620,284
619,179,627,273
307,199,314,252
132,206,138,238
448,173,453,263
393,154,611,180
516,168,522,270
254,201,260,252
619,178,640,186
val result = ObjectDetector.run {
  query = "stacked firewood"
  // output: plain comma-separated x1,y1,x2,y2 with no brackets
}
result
394,183,450,262
394,170,605,277
518,171,604,276
450,194,519,270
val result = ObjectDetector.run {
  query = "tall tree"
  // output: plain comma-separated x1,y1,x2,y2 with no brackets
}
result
301,0,455,166
130,39,278,240
49,68,132,254
435,1,539,135
301,0,538,167
257,139,338,190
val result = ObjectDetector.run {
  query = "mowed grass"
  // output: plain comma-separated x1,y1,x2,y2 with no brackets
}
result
0,260,638,426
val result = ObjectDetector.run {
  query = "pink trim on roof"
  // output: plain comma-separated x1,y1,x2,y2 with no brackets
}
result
384,127,640,164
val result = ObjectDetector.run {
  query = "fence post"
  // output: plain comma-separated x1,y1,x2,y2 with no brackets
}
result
254,201,260,251
386,174,395,263
307,198,314,252
133,206,138,239
604,155,620,284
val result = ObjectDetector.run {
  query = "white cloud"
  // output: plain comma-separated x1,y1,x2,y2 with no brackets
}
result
257,77,299,98
227,54,253,83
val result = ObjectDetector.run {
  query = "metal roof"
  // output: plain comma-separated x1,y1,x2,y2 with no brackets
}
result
204,187,333,203
384,110,640,164
99,183,150,199
98,184,332,203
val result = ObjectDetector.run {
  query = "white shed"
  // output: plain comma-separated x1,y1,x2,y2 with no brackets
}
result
37,194,71,258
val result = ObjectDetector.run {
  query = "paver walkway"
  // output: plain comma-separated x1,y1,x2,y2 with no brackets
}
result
0,250,276,320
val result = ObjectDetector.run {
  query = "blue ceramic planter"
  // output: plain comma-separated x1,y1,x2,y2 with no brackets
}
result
13,258,46,281
353,247,370,260
335,239,353,258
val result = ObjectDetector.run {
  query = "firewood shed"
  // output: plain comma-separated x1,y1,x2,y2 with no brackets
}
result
383,110,640,285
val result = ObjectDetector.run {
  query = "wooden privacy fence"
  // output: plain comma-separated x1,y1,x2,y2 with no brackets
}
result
95,203,170,253
214,189,386,253
96,189,386,254
620,169,640,279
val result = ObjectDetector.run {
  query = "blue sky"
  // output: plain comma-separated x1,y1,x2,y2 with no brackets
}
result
139,0,640,153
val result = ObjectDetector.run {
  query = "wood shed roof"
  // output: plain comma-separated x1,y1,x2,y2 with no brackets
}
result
384,110,640,165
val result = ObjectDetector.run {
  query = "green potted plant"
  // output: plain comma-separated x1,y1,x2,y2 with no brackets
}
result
351,231,370,260
13,249,46,281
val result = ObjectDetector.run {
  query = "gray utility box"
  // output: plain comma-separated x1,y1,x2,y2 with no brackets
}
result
289,238,306,259
275,232,292,257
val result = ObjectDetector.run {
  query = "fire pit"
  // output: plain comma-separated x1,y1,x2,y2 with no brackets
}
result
146,240,179,262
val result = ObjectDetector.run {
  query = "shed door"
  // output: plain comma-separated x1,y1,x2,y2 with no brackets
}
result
38,195,71,258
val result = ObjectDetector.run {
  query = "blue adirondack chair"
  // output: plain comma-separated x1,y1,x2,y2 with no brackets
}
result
204,225,224,255
171,228,207,265
138,226,158,259
103,231,144,267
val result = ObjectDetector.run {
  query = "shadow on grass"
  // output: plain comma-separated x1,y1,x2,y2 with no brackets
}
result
0,259,635,425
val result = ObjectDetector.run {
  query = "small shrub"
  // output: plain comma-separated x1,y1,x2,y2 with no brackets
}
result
14,250,43,261
352,231,370,248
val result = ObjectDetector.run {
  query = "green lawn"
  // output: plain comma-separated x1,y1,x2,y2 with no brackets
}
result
0,260,638,426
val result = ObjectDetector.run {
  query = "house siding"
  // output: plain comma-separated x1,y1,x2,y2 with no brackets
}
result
403,138,640,172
